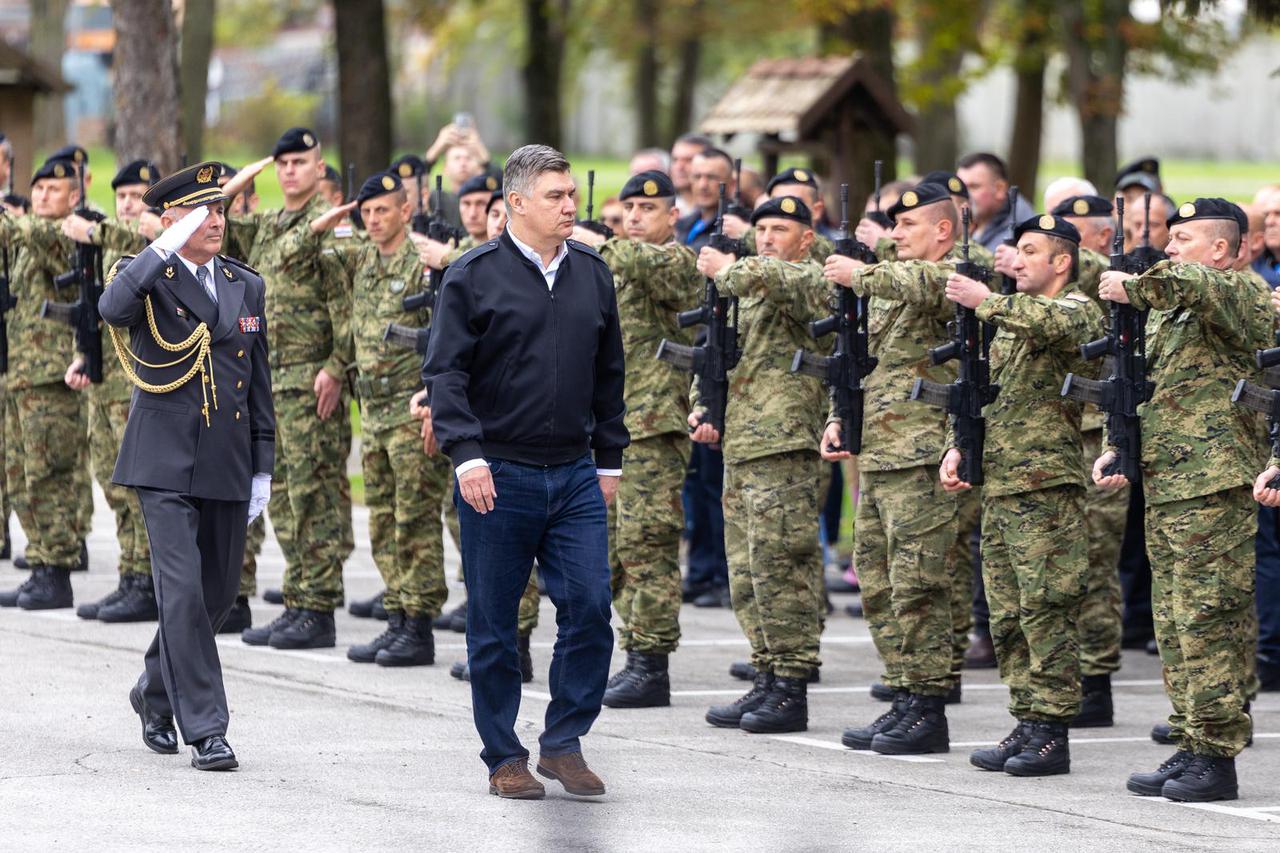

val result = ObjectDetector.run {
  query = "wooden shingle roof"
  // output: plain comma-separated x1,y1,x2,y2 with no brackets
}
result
0,40,70,93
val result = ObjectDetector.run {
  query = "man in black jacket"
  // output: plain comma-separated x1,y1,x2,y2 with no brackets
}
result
423,144,629,800
98,162,275,772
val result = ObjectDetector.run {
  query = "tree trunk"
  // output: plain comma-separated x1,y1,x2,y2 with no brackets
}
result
665,0,703,147
333,0,393,185
633,0,659,148
521,0,567,149
1061,0,1128,190
179,0,216,162
1006,0,1052,200
110,0,181,171
31,0,70,150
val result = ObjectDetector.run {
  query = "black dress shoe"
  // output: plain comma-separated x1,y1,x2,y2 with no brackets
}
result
18,566,74,610
263,588,284,605
269,609,336,649
98,575,158,623
78,578,129,620
348,590,385,619
190,735,238,771
219,597,253,634
129,684,178,755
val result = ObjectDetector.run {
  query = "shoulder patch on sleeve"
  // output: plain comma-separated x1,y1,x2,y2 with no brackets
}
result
1064,293,1091,304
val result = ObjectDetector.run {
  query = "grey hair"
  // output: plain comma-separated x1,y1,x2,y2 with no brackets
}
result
503,144,571,202
630,147,671,172
1042,176,1099,211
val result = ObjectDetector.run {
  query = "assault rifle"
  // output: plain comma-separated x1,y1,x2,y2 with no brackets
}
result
576,169,614,240
998,186,1019,295
403,175,464,313
382,322,430,356
790,184,878,453
867,159,892,230
43,162,106,383
1232,378,1280,489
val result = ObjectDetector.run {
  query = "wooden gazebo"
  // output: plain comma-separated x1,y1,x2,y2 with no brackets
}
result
0,40,71,185
700,55,913,211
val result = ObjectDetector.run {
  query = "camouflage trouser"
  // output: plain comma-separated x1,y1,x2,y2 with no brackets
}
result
856,464,957,697
0,378,9,550
947,488,981,681
983,485,1088,723
89,389,150,576
5,384,83,567
1147,487,1255,758
272,386,354,611
364,420,451,617
612,433,689,654
723,450,823,679
239,515,265,598
1079,430,1126,675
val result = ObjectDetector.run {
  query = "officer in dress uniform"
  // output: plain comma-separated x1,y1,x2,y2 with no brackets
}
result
98,162,275,771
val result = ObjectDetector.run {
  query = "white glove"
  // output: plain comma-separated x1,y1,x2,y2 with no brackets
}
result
149,205,210,257
248,473,271,523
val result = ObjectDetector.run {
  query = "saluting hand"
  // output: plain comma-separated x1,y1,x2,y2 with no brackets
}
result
823,254,864,288
1098,270,1135,304
939,448,971,492
459,465,497,514
309,201,357,234
945,273,991,309
221,156,273,200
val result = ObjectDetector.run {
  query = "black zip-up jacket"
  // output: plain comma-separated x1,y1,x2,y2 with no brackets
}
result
423,228,629,470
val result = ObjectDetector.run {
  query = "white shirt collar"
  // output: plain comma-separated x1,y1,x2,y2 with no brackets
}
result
175,252,217,285
506,226,568,290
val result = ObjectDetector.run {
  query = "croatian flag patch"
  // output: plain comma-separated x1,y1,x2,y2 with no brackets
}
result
239,316,261,333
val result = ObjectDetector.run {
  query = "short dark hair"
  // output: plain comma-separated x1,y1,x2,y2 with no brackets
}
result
1205,219,1242,255
1042,233,1080,280
957,152,1008,181
674,133,712,151
694,147,734,173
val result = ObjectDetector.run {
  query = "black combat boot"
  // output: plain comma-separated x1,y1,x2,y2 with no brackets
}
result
0,573,36,607
242,608,298,646
19,566,74,610
348,613,404,663
970,721,1031,771
1150,721,1175,744
603,653,670,709
77,577,130,620
12,554,28,570
706,672,774,728
1071,674,1114,728
219,596,252,634
376,615,435,666
98,575,159,623
434,601,465,631
269,609,337,649
0,519,9,560
607,651,640,689
348,590,385,619
729,660,757,681
870,694,949,754
843,691,910,749
263,588,284,605
870,682,895,701
1003,721,1070,776
740,676,808,733
1126,750,1193,796
518,633,533,683
450,660,471,681
71,540,88,572
1159,755,1238,802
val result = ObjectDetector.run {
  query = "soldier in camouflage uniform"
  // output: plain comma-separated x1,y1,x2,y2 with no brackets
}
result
0,156,85,610
570,170,701,708
1102,199,1272,803
221,128,355,650
1053,193,1128,726
60,160,161,622
311,170,452,666
820,182,969,755
943,214,1104,776
695,195,828,735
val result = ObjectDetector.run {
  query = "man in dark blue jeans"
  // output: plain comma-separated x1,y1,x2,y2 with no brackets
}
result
423,144,629,800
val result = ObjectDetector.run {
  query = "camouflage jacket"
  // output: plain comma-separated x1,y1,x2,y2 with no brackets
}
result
335,234,429,433
445,235,480,267
599,238,702,440
744,230,834,264
90,218,150,401
1074,247,1108,432
0,214,77,390
229,192,353,390
842,244,986,471
949,283,1104,497
706,255,828,465
1121,260,1274,504
874,238,994,269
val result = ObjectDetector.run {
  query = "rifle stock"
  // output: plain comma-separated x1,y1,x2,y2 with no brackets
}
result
382,322,430,355
1232,379,1280,488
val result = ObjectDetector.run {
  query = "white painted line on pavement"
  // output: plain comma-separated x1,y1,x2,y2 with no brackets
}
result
522,689,553,701
1151,799,1280,823
216,637,348,664
15,610,80,621
950,733,1280,748
670,679,1165,698
771,736,945,762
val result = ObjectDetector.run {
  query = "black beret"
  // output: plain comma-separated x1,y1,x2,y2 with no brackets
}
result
486,189,504,213
47,144,88,166
111,159,159,190
458,173,500,198
1013,213,1081,245
322,163,342,184
390,154,427,179
272,127,319,158
356,171,403,205
750,195,811,227
216,162,238,181
1115,157,1161,192
31,158,77,183
619,170,674,201
1051,194,1113,219
1165,197,1242,231
886,182,952,220
922,170,969,198
142,161,230,210
765,167,819,195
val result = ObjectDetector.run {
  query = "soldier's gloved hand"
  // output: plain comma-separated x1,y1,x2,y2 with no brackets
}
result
248,473,271,523
151,205,210,256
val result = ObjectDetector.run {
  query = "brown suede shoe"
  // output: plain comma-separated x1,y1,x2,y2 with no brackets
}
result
488,759,546,799
536,752,606,796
